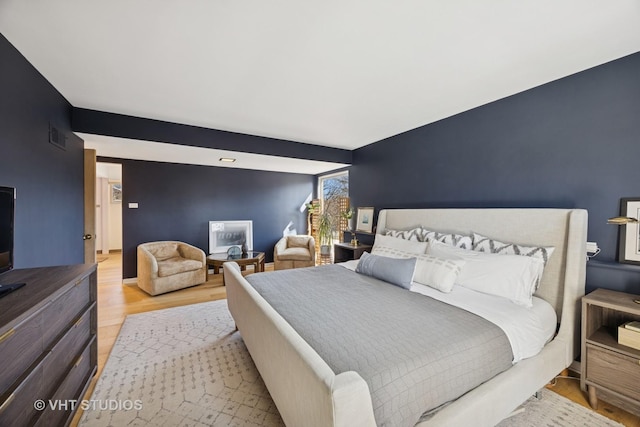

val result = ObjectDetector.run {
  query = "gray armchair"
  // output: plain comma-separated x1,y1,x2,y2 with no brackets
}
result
274,235,316,270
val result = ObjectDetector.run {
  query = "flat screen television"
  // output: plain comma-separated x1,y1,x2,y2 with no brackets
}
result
0,186,16,275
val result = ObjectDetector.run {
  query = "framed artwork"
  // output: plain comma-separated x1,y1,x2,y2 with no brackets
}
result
209,220,253,254
111,183,122,203
356,207,374,233
618,198,640,265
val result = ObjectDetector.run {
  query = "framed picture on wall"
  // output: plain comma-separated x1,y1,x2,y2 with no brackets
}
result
618,198,640,265
356,207,374,233
111,183,122,203
209,220,253,254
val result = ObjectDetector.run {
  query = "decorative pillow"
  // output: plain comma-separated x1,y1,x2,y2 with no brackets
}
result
355,252,417,290
385,227,473,249
384,227,424,241
372,246,465,293
423,229,473,250
472,232,554,290
372,234,428,255
412,255,465,293
427,239,543,307
471,232,555,265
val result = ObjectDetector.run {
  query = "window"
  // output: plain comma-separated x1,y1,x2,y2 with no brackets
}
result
318,171,349,240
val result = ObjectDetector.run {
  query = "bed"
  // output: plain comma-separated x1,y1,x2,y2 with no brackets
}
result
224,208,588,426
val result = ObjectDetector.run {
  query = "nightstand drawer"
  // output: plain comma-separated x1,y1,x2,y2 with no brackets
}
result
587,344,640,401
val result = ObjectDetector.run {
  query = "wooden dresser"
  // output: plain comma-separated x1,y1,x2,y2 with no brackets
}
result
0,264,97,427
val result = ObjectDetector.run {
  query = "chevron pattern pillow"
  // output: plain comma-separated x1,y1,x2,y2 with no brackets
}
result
385,227,472,250
471,232,555,266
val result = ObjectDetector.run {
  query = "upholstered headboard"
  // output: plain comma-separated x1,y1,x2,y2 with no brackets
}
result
377,208,588,359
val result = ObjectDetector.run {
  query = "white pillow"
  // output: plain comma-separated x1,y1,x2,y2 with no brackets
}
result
372,234,428,255
427,239,543,307
372,245,465,293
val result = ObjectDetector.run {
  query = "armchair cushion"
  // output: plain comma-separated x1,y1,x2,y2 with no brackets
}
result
157,257,203,277
278,247,313,261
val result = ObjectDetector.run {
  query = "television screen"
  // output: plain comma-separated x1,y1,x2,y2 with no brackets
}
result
0,186,15,274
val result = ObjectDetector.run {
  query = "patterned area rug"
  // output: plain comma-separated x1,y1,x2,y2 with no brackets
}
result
80,299,283,426
80,300,622,427
497,389,623,427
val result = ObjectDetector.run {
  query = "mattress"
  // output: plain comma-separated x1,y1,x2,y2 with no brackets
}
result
245,264,513,426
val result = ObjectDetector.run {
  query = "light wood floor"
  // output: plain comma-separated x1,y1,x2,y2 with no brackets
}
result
72,253,640,427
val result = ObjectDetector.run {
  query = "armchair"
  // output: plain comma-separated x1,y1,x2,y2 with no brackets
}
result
274,235,316,270
137,241,206,296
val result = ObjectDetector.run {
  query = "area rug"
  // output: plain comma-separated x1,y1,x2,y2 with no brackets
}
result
80,300,623,427
496,388,623,427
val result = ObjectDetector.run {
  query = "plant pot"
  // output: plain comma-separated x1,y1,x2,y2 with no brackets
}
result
320,245,331,256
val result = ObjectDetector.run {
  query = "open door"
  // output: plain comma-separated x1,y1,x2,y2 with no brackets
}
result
84,149,96,263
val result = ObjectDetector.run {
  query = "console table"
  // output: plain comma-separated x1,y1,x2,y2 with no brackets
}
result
0,264,97,427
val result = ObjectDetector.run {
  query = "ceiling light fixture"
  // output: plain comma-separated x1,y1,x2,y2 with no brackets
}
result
219,157,236,163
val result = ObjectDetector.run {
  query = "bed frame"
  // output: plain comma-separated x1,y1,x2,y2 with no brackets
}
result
224,208,588,427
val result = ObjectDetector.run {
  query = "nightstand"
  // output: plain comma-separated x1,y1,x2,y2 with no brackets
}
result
333,242,372,263
581,288,640,417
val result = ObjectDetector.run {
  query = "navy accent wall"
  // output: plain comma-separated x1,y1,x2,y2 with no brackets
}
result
99,158,314,279
351,52,640,294
0,34,85,269
74,108,352,164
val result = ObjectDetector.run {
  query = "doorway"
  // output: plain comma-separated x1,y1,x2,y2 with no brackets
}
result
95,162,123,263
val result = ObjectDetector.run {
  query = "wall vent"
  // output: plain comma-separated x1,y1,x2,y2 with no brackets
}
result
49,122,66,150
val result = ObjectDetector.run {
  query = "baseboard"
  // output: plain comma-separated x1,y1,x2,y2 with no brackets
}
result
122,278,137,286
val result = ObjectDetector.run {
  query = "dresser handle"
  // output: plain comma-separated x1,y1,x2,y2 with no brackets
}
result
74,355,83,367
0,393,15,414
74,317,84,327
0,329,15,345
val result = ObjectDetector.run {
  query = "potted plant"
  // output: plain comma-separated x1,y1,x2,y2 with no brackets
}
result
318,212,333,256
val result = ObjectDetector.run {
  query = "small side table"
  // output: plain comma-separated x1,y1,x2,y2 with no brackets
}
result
581,288,640,417
206,251,265,282
334,242,372,263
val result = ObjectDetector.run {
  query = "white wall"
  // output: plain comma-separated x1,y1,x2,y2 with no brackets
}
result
96,162,123,253
108,182,122,250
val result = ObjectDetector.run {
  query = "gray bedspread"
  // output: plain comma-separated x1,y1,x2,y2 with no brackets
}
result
246,264,513,427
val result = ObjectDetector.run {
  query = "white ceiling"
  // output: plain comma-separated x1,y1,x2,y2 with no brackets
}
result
2,1,640,172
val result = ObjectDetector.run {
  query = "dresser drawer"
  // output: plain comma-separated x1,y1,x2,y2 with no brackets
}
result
34,343,94,427
42,307,93,398
587,344,640,401
0,360,44,427
0,311,44,395
42,274,91,349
